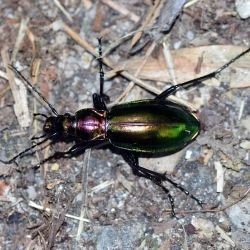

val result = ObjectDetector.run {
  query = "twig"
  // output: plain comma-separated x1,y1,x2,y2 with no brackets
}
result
163,41,177,85
76,149,91,241
216,225,235,247
101,0,140,23
238,99,245,120
90,180,114,194
0,85,10,98
165,186,250,215
11,17,29,62
61,21,160,95
184,0,201,8
108,41,157,106
26,29,42,85
53,0,73,23
28,201,91,222
1,47,31,128
82,0,92,9
60,21,193,107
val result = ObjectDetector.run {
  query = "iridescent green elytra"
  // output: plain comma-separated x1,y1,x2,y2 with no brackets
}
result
107,100,200,154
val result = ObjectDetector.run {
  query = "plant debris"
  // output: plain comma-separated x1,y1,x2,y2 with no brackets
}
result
0,0,249,249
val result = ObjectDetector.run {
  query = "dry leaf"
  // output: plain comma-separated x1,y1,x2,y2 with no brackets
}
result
1,47,31,128
121,45,250,88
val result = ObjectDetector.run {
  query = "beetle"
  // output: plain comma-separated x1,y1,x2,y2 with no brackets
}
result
1,39,250,216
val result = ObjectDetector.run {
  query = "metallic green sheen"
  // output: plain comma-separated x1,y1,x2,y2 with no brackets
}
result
107,100,200,154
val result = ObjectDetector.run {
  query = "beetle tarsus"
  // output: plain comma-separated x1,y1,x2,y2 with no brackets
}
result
123,152,176,216
0,158,12,164
33,113,48,119
0,159,18,167
0,136,52,165
155,47,250,101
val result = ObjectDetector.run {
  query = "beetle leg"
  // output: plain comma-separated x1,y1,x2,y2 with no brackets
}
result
95,38,110,109
93,38,110,111
35,141,99,168
155,47,250,101
98,37,105,97
123,152,203,216
155,80,203,101
123,152,176,217
0,133,57,165
92,93,108,111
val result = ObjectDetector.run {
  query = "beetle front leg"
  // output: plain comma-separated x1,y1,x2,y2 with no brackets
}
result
35,141,99,167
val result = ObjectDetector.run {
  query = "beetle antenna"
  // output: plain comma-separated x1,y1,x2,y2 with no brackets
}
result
33,113,48,119
0,132,57,164
98,37,105,96
9,65,58,116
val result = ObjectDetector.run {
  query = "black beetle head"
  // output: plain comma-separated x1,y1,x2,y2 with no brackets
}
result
43,116,62,134
43,114,75,137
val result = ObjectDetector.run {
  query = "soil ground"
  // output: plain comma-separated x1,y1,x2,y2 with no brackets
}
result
0,0,250,249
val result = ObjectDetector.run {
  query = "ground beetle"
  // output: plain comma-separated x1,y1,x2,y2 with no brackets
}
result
2,40,250,216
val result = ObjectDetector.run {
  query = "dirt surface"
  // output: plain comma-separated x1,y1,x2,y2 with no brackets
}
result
0,0,250,249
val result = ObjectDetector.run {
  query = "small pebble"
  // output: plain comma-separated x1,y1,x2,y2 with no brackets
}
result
191,217,215,238
240,140,250,150
235,0,250,19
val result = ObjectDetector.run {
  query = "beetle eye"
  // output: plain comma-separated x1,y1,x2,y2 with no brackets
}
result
44,121,52,131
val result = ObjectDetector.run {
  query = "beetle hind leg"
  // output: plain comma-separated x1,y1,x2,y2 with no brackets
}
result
123,152,203,216
133,164,177,217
